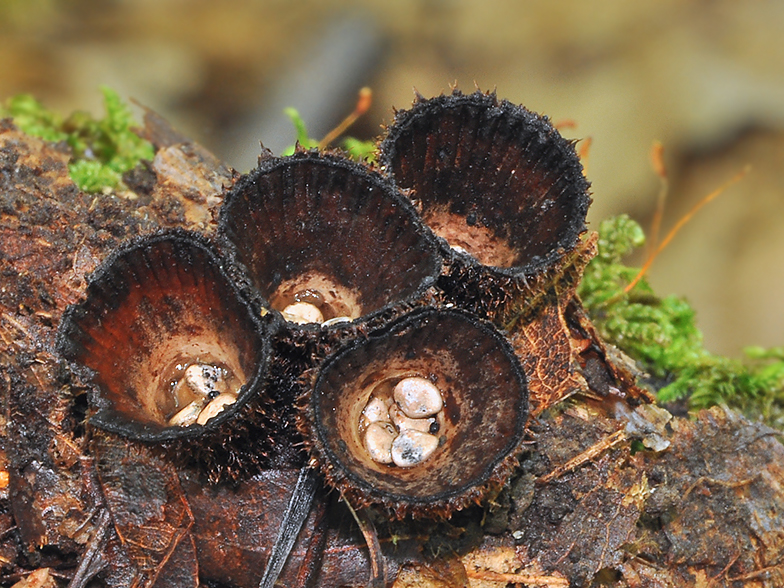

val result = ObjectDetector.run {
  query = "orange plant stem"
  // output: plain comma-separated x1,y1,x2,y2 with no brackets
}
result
318,87,372,150
624,166,750,294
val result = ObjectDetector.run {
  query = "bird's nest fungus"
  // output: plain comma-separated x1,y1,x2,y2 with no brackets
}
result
56,90,591,519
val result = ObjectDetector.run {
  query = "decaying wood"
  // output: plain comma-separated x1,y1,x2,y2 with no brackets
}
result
1,117,783,588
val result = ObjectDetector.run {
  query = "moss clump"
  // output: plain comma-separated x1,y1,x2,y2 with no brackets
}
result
282,107,376,162
1,87,154,193
281,107,320,154
341,136,378,162
580,215,784,428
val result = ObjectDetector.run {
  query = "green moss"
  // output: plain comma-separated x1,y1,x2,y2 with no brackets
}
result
281,107,320,154
1,93,69,143
282,107,376,162
1,87,154,192
341,136,377,162
580,215,784,428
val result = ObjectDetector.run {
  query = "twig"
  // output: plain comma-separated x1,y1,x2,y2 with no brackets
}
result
68,508,111,588
681,475,757,502
647,141,668,258
624,166,749,294
577,136,593,176
318,87,372,150
342,495,387,588
728,562,784,582
465,569,569,587
706,550,740,588
537,429,627,485
258,466,319,588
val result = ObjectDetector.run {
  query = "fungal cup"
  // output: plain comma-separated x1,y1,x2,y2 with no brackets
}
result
57,230,270,442
380,90,591,279
219,151,442,328
305,308,528,518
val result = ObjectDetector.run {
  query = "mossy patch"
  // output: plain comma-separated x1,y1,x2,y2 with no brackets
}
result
580,215,784,429
1,87,155,193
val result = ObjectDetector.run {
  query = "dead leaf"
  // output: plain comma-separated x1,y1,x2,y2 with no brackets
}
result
10,568,57,588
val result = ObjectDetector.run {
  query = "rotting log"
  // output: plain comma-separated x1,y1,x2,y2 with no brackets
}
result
1,116,783,588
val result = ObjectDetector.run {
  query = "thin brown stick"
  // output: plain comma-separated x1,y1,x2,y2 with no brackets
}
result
67,508,111,588
706,550,740,588
537,429,627,485
554,119,577,131
681,474,757,502
577,136,593,176
342,496,387,588
465,569,569,587
728,563,784,582
1,313,30,339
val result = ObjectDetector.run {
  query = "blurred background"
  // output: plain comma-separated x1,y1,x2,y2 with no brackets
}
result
1,0,783,357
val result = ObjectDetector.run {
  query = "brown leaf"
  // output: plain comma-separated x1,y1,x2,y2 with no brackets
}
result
392,557,469,588
182,468,424,588
509,299,588,415
505,235,597,413
92,431,197,588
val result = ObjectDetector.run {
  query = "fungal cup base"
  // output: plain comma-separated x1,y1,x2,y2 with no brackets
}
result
425,209,518,268
270,272,362,323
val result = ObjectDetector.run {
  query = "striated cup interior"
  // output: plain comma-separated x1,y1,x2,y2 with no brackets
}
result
310,308,528,510
380,91,591,276
219,152,442,325
57,231,269,441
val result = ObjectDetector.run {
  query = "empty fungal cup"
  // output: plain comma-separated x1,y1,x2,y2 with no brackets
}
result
219,151,442,326
305,308,528,518
380,91,591,277
57,230,270,441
